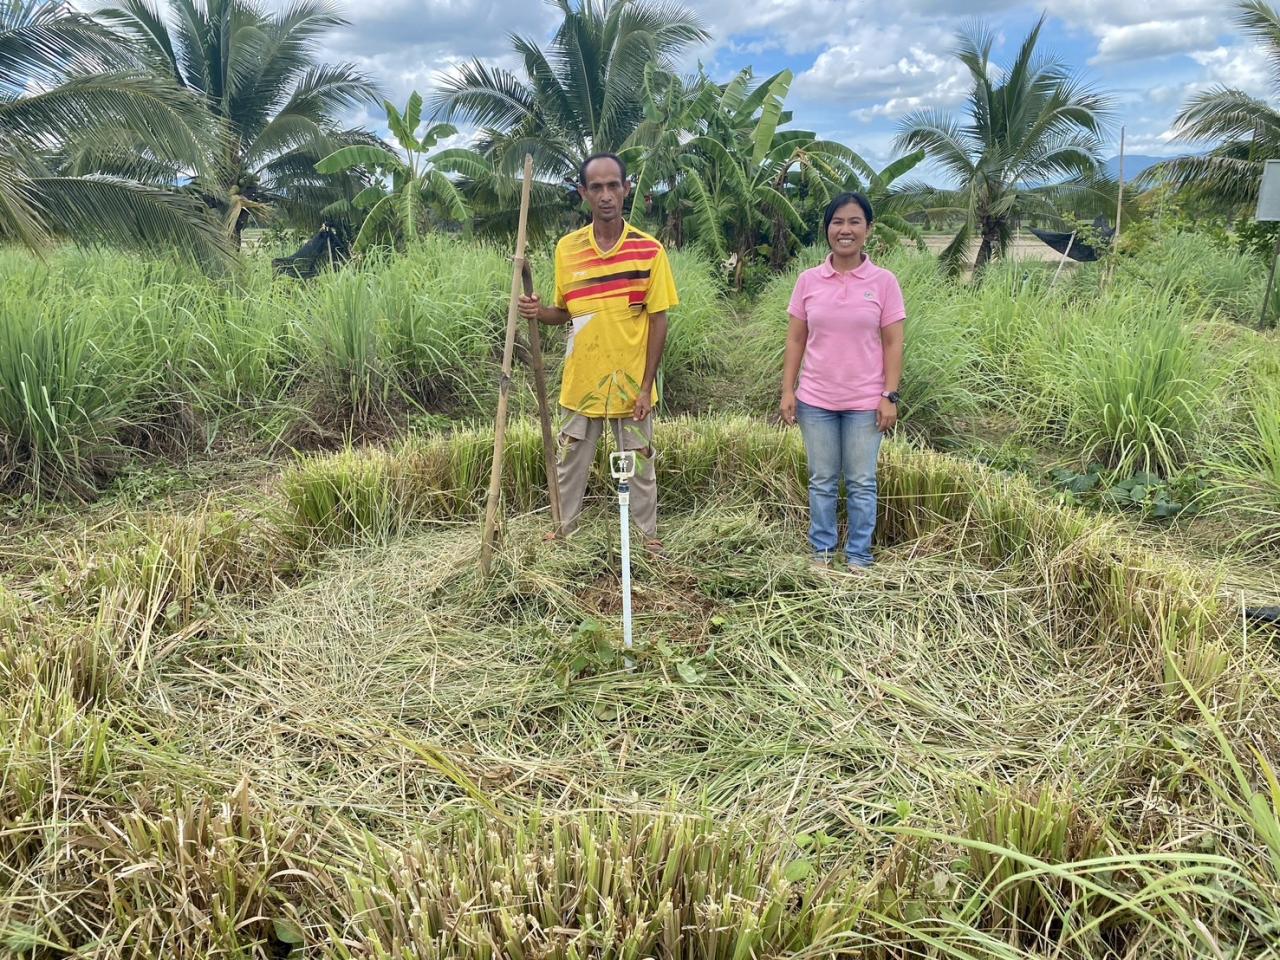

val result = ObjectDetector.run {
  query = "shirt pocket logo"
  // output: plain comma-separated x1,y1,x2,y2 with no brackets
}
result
863,290,875,300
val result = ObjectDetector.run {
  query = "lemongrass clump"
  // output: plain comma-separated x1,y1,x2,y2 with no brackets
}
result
279,445,413,548
957,783,1111,948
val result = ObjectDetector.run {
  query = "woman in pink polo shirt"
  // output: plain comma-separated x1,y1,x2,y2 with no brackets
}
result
780,192,905,571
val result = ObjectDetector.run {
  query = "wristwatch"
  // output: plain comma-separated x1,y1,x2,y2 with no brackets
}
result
881,390,900,404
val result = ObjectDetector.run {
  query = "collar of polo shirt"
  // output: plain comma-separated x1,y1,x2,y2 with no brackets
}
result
818,252,875,279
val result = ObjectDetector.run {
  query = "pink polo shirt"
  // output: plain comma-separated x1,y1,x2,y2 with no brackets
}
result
787,253,905,411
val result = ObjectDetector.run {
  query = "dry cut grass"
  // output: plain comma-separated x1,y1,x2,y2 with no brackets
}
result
3,417,1278,959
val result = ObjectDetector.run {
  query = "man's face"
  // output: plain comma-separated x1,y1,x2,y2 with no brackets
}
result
581,157,630,224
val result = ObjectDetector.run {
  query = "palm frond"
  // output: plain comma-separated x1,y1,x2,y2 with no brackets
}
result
96,0,184,83
22,173,230,260
273,62,378,125
1235,0,1280,88
431,59,537,131
1152,151,1270,208
1,0,132,93
0,149,47,248
1,70,219,179
1173,86,1280,143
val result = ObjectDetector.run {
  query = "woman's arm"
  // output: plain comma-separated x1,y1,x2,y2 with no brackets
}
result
779,313,808,425
877,319,904,432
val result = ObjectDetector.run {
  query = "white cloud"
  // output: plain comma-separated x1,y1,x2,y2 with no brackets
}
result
323,0,554,60
1191,43,1272,96
1052,0,1239,66
794,27,971,123
1114,129,1181,156
1090,18,1217,63
1057,0,1222,30
681,0,1023,57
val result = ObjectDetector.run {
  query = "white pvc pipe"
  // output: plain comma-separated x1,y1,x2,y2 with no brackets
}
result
618,477,633,651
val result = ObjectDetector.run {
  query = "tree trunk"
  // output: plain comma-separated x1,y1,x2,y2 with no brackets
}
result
972,216,1001,275
664,183,684,248
232,207,250,250
770,166,793,271
771,211,788,270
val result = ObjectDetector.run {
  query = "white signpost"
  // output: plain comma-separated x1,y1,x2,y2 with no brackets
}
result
1255,159,1280,328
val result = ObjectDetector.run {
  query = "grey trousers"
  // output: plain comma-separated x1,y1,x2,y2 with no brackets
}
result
557,409,657,539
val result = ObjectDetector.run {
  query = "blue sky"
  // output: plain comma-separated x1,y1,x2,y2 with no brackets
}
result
321,0,1272,175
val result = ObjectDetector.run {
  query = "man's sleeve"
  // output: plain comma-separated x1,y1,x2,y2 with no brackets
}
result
553,240,568,309
645,246,679,313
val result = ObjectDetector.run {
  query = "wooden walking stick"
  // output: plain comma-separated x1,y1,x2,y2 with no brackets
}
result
521,260,563,534
480,154,535,575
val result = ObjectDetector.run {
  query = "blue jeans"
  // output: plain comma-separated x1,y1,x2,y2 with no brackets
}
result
795,401,882,566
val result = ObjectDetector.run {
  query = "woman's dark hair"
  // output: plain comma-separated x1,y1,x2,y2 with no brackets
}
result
823,192,874,233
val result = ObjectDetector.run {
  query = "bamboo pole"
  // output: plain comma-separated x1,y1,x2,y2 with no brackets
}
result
521,260,563,532
480,154,535,575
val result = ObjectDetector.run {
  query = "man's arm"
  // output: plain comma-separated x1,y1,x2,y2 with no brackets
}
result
632,310,668,421
516,296,572,326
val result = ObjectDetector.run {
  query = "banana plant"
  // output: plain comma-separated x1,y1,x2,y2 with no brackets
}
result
676,69,874,286
316,92,486,249
623,64,716,246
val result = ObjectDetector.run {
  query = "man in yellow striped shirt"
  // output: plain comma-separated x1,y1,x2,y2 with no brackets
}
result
517,153,679,551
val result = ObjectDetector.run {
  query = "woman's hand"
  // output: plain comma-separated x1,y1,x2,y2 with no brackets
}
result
780,390,797,425
875,397,897,433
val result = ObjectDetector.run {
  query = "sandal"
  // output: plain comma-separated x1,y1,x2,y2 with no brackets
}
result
642,538,666,557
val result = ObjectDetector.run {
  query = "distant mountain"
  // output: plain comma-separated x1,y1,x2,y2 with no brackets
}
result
1103,155,1166,181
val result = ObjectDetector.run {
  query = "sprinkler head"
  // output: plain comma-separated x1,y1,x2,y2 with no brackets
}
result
609,451,636,481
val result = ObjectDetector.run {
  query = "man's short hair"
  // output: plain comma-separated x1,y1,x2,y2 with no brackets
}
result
579,152,627,185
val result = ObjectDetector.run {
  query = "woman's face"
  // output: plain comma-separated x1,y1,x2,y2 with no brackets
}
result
827,202,872,257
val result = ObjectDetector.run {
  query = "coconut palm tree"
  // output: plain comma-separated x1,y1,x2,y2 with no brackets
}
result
317,92,485,249
0,0,226,257
431,0,709,183
895,16,1111,272
100,0,379,244
1156,0,1280,212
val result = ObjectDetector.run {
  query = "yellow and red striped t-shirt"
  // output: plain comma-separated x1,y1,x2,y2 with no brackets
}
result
553,222,678,417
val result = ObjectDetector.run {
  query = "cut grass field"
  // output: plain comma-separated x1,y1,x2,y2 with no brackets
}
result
3,418,1279,958
2,230,1279,958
